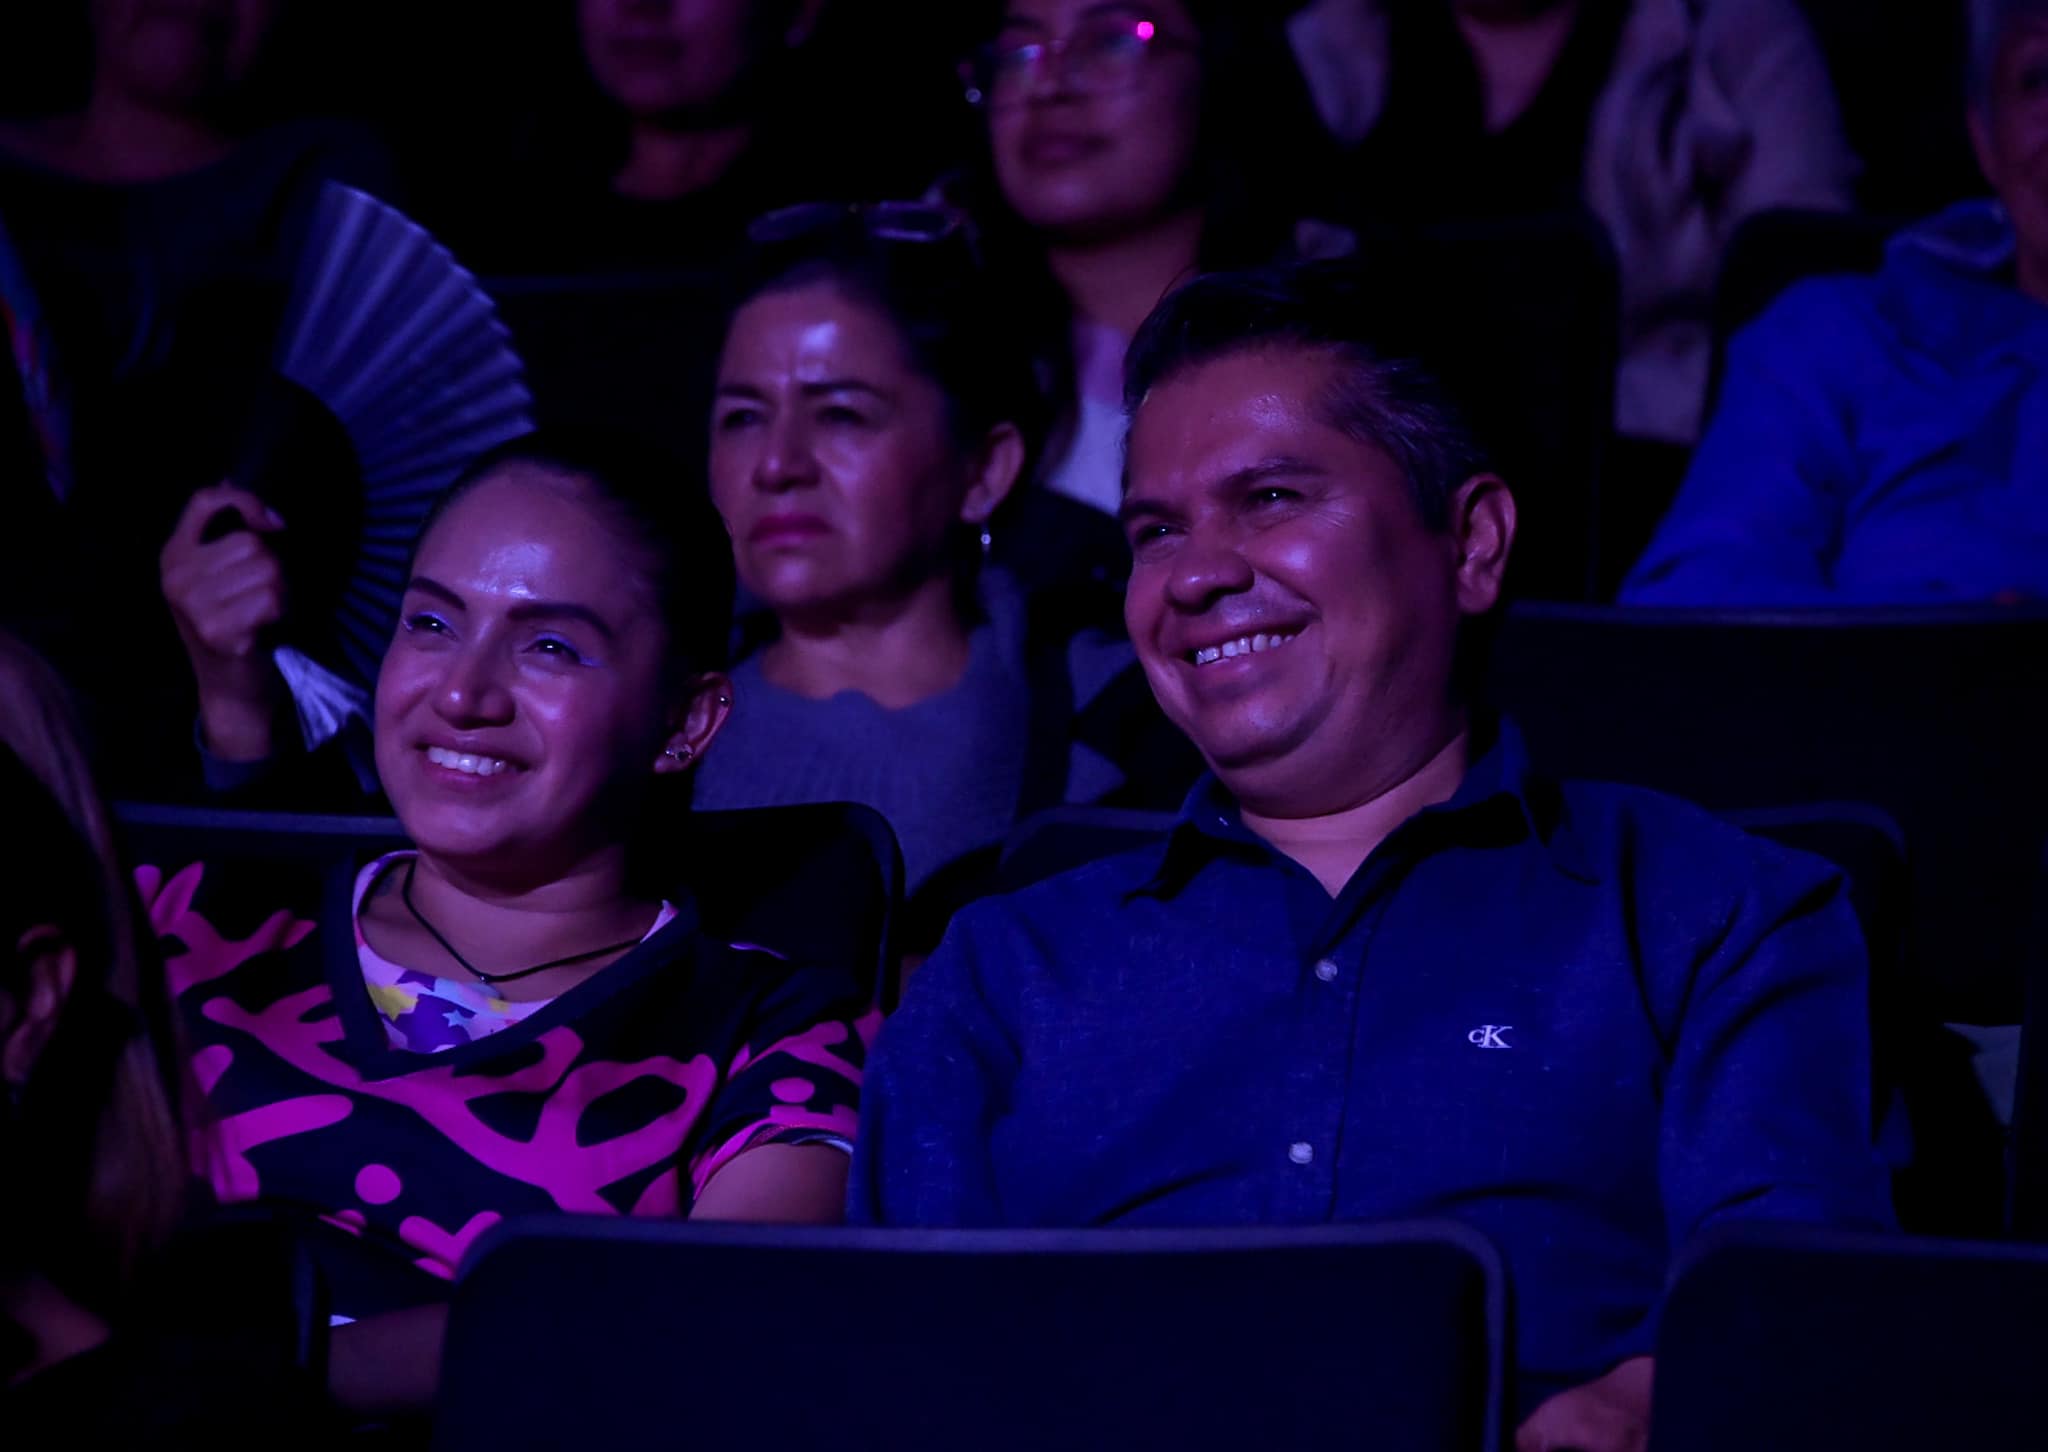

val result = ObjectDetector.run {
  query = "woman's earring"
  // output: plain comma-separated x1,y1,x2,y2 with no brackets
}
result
979,526,993,557
664,746,694,765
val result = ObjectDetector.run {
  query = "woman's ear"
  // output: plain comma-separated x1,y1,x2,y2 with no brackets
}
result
1448,473,1516,616
959,422,1026,529
2,925,78,1089
654,673,736,775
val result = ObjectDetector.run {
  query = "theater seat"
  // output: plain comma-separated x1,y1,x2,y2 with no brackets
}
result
1651,1225,2048,1452
436,1219,1506,1452
114,798,902,1007
1485,604,2048,1028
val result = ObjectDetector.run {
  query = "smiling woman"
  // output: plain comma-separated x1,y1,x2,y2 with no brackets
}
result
143,433,873,1423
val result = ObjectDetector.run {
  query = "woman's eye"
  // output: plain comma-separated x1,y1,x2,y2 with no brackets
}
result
1249,486,1299,507
401,611,450,636
530,636,584,664
818,404,870,427
715,407,762,433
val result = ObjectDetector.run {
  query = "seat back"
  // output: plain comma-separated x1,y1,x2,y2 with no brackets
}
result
2005,845,2048,1237
1707,208,1897,411
1351,216,1618,603
437,1219,1506,1452
115,799,902,1007
1651,1225,2048,1452
1485,605,2048,1023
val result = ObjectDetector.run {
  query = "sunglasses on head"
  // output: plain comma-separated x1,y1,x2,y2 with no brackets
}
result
747,200,971,248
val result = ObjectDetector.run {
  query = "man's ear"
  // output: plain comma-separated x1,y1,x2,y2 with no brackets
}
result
1448,473,1516,616
2,926,78,1089
654,673,736,775
960,423,1026,529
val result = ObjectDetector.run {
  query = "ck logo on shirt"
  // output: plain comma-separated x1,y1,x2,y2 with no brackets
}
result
1468,1025,1513,1050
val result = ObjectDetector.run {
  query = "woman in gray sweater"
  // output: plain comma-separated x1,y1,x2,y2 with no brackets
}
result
693,204,1193,946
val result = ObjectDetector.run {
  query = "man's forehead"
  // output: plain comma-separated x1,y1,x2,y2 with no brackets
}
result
1125,347,1355,494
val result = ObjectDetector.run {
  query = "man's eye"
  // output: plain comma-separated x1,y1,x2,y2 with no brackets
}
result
1249,486,1299,506
531,637,584,664
819,405,870,427
715,407,762,433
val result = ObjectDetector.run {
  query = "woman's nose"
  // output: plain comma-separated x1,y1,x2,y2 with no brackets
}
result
433,643,515,727
754,413,820,493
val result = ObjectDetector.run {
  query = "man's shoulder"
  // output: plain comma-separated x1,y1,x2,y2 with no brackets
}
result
1549,773,1846,902
954,842,1176,937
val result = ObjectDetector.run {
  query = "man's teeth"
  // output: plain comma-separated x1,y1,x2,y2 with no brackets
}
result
1191,631,1298,666
425,746,512,777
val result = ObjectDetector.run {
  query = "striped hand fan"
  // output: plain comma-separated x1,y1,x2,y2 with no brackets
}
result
233,183,533,755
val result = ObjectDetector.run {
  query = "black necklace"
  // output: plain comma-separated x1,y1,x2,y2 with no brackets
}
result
400,861,647,986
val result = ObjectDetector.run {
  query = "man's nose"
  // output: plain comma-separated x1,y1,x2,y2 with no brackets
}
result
1163,530,1257,612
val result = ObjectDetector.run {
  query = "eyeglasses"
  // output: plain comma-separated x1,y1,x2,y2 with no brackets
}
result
961,17,1195,108
747,200,970,247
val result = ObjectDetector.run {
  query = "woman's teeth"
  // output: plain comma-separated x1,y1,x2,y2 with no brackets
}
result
1192,631,1297,667
425,746,512,777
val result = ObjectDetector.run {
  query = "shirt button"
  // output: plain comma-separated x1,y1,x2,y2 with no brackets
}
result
1288,1141,1315,1165
1314,958,1339,982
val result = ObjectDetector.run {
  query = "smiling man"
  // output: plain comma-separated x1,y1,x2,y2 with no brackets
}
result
848,263,1892,1450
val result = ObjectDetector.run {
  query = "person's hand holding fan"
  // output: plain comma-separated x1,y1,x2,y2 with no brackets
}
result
160,483,290,762
161,183,533,785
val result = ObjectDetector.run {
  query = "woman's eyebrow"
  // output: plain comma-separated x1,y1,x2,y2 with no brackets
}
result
404,577,465,609
506,601,617,641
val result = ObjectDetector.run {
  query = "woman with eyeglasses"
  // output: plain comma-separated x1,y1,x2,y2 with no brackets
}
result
695,205,1197,954
953,0,1345,520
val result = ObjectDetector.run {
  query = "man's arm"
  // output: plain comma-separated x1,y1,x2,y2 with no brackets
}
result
848,909,1021,1227
1621,284,1868,606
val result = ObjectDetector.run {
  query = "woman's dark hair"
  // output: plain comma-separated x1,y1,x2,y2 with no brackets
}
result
728,214,1051,475
0,673,184,1321
418,431,736,678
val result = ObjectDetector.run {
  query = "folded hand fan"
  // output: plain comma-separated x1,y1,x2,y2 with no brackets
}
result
231,183,533,759
0,211,71,500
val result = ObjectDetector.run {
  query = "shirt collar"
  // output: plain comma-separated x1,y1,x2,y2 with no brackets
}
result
1134,717,1599,898
1884,200,2048,369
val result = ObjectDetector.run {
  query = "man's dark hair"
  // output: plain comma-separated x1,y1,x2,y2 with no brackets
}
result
1123,261,1493,531
420,430,734,679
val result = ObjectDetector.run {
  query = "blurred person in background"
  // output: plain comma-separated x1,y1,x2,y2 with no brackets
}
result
697,204,1198,953
0,633,337,1443
1288,0,1856,446
0,0,395,797
430,0,834,275
1623,0,2048,605
953,0,1346,525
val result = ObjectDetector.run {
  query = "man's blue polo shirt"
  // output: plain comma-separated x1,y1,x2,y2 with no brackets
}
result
848,724,1894,1408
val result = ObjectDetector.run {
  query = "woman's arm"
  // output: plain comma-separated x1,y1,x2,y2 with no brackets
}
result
691,1143,850,1224
323,1147,845,1421
327,1303,446,1422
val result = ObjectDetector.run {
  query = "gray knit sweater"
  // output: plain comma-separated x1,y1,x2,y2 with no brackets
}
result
690,572,1129,893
